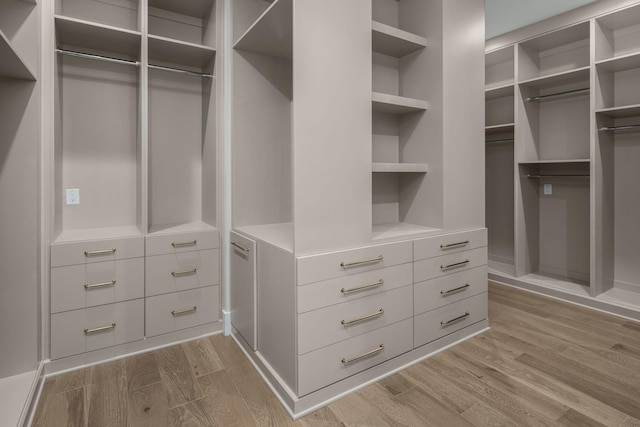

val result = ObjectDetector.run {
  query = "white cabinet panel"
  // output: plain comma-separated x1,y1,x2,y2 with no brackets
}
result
230,232,257,350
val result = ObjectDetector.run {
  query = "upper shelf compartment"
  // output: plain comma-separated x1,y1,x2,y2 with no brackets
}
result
0,29,35,80
595,3,640,62
55,15,141,60
486,46,514,90
148,35,215,71
372,92,427,114
148,0,215,48
372,21,426,58
234,0,292,60
55,0,140,32
518,21,590,82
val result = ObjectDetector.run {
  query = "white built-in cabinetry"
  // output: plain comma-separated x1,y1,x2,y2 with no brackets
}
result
486,0,640,319
231,0,487,416
0,0,42,424
47,0,222,364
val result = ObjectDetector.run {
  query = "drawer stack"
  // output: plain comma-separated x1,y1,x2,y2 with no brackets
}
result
145,230,220,337
413,229,488,348
50,237,145,359
296,241,414,395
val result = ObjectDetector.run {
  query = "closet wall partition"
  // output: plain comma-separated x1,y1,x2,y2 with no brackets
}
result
485,0,640,319
46,0,223,369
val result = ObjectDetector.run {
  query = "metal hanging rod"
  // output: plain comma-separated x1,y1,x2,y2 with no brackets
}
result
56,49,140,66
600,124,640,132
485,139,514,144
526,87,590,102
527,174,589,179
149,63,213,78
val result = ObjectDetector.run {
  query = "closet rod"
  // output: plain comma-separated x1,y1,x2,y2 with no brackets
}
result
527,174,589,179
485,139,514,144
148,63,213,78
600,124,640,132
56,49,139,66
526,87,589,102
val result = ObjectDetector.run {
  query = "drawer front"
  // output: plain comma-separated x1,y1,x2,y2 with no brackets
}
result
414,266,487,315
297,241,412,286
50,299,144,359
298,318,413,396
230,232,257,350
145,229,219,256
145,249,219,297
298,285,412,355
145,285,220,337
51,236,144,267
297,262,413,314
414,229,487,261
414,247,487,283
414,292,488,348
51,257,145,313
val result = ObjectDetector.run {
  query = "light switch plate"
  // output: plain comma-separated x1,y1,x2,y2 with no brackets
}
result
66,188,80,205
543,183,552,195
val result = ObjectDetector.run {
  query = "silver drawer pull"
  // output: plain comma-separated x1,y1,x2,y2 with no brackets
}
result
171,240,197,248
172,306,197,316
341,308,384,326
340,255,383,268
441,312,470,326
341,279,384,295
84,280,116,290
440,240,469,249
231,241,250,252
440,260,470,271
84,248,116,256
171,268,197,277
342,344,384,365
441,283,470,296
84,323,116,334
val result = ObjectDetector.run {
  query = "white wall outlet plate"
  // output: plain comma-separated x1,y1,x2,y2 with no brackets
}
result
543,183,552,195
66,188,80,205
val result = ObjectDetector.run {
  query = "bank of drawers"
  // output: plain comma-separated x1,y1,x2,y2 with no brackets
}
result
50,230,220,359
413,229,488,348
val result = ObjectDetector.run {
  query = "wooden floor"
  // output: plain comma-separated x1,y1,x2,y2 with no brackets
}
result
33,282,640,426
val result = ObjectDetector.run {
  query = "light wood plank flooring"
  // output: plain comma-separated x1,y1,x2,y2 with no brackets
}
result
32,282,640,426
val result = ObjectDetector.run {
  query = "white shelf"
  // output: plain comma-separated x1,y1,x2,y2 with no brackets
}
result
233,0,292,60
0,29,35,80
372,92,428,114
519,66,590,89
596,51,640,73
372,222,441,241
597,287,640,311
371,21,426,58
55,15,141,59
55,225,142,243
596,104,640,118
372,162,428,173
0,370,38,427
235,222,293,253
485,83,514,100
148,221,217,236
519,272,590,296
148,34,216,69
519,159,590,165
148,0,213,19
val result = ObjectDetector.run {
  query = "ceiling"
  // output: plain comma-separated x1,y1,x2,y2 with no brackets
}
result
485,0,597,39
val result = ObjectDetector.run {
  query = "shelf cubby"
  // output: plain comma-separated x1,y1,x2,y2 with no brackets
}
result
595,3,640,62
0,0,37,80
595,51,640,111
518,22,590,82
233,0,291,59
55,0,140,32
486,84,514,128
0,29,35,80
372,21,426,58
148,35,215,73
148,0,215,49
486,46,514,89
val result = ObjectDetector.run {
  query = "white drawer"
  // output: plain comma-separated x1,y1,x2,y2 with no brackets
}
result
145,229,219,256
297,285,413,355
51,236,144,267
298,318,413,396
414,229,487,261
145,249,219,297
297,262,413,314
414,266,487,315
414,247,487,283
297,241,412,286
145,285,220,337
414,292,487,348
51,257,144,313
50,299,144,359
